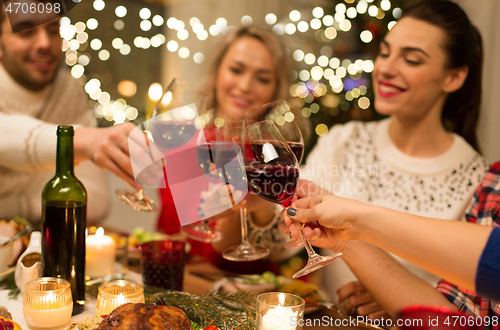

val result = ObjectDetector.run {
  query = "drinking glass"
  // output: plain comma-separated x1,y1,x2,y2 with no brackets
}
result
95,280,144,316
115,78,207,212
257,292,305,330
237,121,341,278
247,100,307,248
180,113,225,242
246,100,304,165
23,277,73,330
140,240,185,291
204,119,269,261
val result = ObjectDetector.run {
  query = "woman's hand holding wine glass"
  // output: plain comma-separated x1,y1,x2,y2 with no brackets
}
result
237,120,341,278
115,78,207,212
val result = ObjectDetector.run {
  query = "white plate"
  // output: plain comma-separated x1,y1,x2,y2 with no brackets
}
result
209,277,331,314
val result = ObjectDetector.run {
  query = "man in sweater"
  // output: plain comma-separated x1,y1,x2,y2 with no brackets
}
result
0,0,156,222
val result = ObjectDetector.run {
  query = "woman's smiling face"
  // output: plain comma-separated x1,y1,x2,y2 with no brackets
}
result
372,17,456,120
215,36,277,119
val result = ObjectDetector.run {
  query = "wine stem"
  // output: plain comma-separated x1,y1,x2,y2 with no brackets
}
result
240,207,251,246
293,221,319,258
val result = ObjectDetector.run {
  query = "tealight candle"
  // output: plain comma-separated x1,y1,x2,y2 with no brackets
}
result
257,292,305,330
95,280,144,316
23,277,73,330
86,227,117,277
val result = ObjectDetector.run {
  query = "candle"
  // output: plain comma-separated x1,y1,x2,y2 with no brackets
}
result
262,306,297,330
95,280,144,316
23,278,73,330
257,292,305,330
86,227,117,277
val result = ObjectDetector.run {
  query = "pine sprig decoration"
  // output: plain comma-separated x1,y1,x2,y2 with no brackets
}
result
148,290,256,330
0,271,20,300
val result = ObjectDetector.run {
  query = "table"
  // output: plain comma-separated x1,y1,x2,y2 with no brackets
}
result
183,260,364,330
1,259,365,330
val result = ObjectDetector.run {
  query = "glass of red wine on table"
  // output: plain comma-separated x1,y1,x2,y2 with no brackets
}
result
237,120,341,278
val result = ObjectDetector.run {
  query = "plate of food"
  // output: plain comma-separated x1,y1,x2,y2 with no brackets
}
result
209,271,331,314
108,227,191,261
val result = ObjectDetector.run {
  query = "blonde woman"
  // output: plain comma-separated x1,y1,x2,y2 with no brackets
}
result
157,26,309,271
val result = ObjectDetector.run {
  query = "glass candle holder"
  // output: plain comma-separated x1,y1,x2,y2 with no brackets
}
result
257,292,305,330
95,280,144,316
22,277,73,330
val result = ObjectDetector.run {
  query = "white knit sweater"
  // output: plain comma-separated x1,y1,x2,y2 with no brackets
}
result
301,118,489,296
0,64,110,223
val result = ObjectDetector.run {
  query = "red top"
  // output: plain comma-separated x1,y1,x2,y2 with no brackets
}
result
156,129,279,273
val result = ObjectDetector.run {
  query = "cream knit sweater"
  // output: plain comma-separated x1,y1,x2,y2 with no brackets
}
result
301,118,489,297
0,64,110,223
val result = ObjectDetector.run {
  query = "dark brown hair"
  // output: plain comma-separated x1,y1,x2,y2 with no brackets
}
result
403,0,483,152
0,0,56,35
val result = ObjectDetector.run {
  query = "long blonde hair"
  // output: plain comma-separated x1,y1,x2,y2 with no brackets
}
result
204,26,291,110
204,26,311,143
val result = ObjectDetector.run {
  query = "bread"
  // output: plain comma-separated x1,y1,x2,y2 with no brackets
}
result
97,303,193,330
0,307,12,320
66,316,104,330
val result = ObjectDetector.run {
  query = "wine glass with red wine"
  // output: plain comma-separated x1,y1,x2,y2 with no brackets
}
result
180,112,230,242
247,100,307,248
238,121,341,278
201,119,270,261
246,100,304,165
115,78,206,212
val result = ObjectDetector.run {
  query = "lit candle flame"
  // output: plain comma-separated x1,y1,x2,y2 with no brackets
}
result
148,83,163,101
278,293,285,307
95,227,104,239
161,91,173,106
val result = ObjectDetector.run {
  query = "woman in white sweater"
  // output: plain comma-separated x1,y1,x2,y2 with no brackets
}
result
297,0,489,319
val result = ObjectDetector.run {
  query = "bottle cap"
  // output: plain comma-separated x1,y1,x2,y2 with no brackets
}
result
57,125,74,137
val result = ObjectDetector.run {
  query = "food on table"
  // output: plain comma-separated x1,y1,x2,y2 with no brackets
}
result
97,303,193,330
66,316,104,330
128,227,169,247
0,316,23,330
222,271,286,294
220,271,324,305
0,217,30,265
278,280,323,305
0,307,12,320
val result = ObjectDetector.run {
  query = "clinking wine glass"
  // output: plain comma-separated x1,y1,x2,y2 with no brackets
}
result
246,100,305,165
115,78,206,212
247,100,306,248
238,120,341,278
180,111,232,243
212,119,269,261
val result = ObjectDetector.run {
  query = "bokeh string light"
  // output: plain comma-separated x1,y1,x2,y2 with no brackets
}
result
63,0,400,131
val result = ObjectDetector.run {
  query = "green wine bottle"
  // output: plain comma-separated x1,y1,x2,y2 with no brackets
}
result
42,125,87,316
